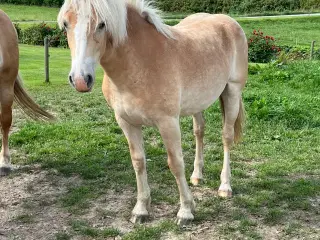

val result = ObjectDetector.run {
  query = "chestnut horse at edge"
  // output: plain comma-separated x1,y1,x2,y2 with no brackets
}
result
0,10,54,176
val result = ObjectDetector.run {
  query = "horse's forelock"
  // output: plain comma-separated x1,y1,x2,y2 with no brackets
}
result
58,0,173,45
58,0,128,46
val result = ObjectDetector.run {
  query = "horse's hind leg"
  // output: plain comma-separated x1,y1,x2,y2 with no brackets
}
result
190,112,205,186
218,83,244,197
0,86,14,176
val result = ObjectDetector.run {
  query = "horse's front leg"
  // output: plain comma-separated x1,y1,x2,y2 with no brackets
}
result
157,117,195,226
115,115,151,223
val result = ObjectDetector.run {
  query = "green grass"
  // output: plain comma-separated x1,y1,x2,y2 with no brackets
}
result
0,4,59,22
167,16,320,48
71,220,120,238
12,214,35,224
238,16,320,47
9,41,320,239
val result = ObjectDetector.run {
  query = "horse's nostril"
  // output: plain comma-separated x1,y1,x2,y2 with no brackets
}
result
85,74,93,88
69,75,74,86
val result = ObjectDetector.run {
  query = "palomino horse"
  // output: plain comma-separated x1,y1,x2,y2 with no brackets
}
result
0,10,54,176
58,0,247,225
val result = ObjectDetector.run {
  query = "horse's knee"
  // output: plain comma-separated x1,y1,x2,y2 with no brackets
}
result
194,126,204,138
193,115,205,138
131,155,146,174
167,154,184,177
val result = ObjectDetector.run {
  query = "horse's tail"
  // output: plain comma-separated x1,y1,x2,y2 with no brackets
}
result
219,96,245,144
14,74,55,121
234,98,245,143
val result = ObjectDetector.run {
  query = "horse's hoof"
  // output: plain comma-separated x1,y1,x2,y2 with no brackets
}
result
0,166,11,177
190,177,203,186
218,189,232,198
176,209,194,227
130,214,149,224
175,217,193,227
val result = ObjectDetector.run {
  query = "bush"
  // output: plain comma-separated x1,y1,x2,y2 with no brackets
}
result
1,0,63,7
18,23,67,48
248,30,281,63
21,23,54,45
14,23,22,39
155,0,317,13
47,28,68,48
277,45,320,61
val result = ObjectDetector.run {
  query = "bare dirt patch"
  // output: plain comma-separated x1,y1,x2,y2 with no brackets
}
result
0,166,77,240
0,165,319,240
0,165,136,239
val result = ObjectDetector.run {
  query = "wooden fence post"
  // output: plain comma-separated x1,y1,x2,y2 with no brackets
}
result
44,37,50,83
310,41,316,60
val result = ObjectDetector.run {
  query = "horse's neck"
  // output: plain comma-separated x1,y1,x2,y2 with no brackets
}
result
101,6,168,86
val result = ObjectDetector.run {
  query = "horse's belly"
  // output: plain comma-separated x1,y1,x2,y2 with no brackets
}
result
180,78,227,116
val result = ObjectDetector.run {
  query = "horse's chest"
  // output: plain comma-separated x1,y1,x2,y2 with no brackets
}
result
106,91,154,126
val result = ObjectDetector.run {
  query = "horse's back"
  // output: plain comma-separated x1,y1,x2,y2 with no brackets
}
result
176,13,212,26
175,13,245,41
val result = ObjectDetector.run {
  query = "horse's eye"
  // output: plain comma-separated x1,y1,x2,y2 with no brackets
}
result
98,22,105,30
63,21,68,29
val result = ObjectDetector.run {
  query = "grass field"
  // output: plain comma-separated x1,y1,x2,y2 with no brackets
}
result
239,16,320,47
3,43,319,239
166,16,320,47
0,4,59,22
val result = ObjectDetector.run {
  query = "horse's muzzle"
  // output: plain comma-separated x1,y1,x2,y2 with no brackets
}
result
70,74,94,92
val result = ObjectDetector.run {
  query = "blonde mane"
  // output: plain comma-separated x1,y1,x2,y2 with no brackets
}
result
58,0,173,46
127,0,173,39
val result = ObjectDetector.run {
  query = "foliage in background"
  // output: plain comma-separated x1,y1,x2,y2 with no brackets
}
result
1,0,63,7
14,23,22,39
156,0,319,13
15,23,68,48
280,45,320,61
248,30,281,63
2,0,320,14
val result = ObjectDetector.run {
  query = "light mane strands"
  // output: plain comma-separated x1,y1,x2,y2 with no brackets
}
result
58,0,128,46
58,0,173,45
127,0,174,39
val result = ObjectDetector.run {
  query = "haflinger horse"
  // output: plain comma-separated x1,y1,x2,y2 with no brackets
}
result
58,0,247,225
0,10,54,176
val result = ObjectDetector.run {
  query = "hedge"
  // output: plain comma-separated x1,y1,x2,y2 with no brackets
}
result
1,0,63,7
2,0,320,13
156,0,320,13
15,23,68,48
